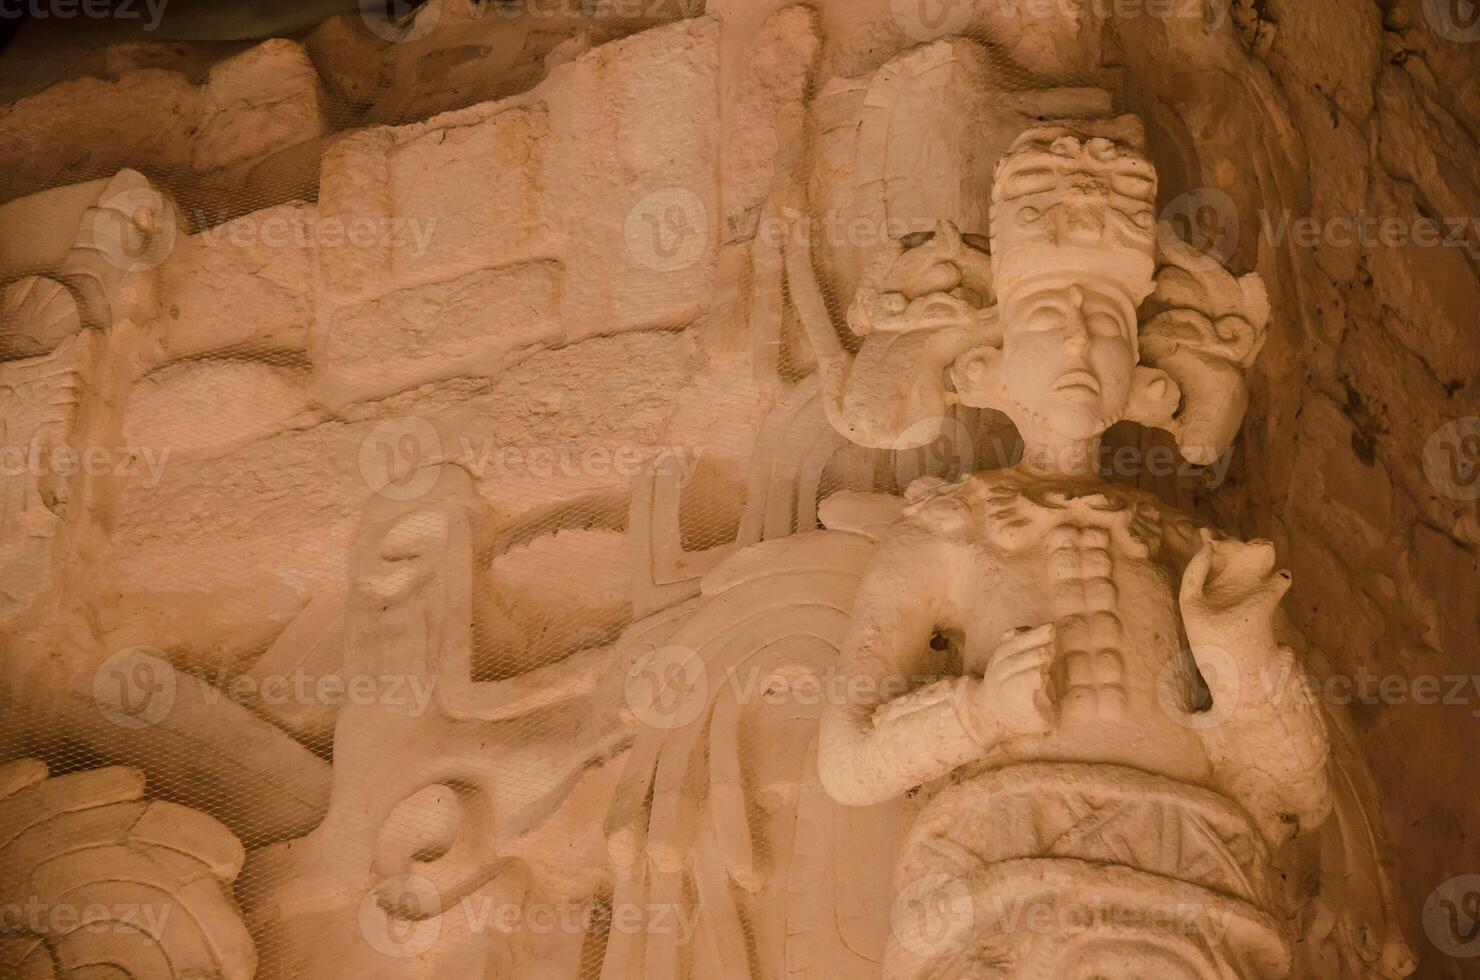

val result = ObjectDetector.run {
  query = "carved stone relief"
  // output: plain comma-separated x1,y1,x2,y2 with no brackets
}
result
0,4,1465,980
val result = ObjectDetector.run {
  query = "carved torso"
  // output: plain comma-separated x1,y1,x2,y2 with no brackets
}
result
914,471,1212,784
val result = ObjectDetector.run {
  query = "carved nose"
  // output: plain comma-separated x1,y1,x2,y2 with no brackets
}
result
1062,314,1089,354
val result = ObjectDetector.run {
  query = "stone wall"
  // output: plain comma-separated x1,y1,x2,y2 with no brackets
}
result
1107,3,1479,969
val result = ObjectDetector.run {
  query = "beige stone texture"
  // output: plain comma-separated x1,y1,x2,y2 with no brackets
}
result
0,4,1471,979
158,203,318,359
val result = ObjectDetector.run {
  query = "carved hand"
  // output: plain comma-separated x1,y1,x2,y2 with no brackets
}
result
1179,529,1292,657
973,623,1057,737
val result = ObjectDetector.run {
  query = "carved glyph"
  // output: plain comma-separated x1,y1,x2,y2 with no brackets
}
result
0,334,92,622
242,466,628,977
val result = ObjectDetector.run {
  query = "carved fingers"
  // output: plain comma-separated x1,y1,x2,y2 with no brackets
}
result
976,624,1057,737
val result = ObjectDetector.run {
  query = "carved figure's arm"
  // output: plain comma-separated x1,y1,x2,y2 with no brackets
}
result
1177,529,1332,843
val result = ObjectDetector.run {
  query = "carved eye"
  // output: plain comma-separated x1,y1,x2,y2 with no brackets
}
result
1086,311,1124,338
1000,167,1057,200
1022,306,1067,332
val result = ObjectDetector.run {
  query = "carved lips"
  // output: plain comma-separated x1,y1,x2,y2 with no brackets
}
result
1053,369,1102,398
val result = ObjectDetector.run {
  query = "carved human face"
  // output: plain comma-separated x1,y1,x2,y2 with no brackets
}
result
997,280,1137,442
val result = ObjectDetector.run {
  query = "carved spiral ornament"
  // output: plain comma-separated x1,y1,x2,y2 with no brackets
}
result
0,759,257,980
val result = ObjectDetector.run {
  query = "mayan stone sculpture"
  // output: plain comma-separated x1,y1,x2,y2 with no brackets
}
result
0,2,1470,978
815,119,1328,978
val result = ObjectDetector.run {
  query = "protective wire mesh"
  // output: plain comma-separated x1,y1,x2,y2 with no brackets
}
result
0,6,1142,977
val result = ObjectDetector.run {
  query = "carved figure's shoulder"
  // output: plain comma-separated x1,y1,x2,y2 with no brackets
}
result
1150,497,1212,568
898,475,985,539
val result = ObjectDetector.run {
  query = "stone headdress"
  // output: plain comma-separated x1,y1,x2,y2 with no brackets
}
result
988,117,1158,318
834,115,1269,463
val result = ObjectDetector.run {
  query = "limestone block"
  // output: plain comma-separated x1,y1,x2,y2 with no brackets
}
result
314,16,719,385
0,71,200,203
158,203,318,359
721,5,821,237
316,129,396,303
388,104,555,280
0,40,325,206
316,260,564,405
535,16,722,340
192,40,326,174
122,360,315,462
449,330,695,518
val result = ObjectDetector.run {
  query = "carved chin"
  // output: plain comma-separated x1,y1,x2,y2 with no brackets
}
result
1046,406,1111,442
